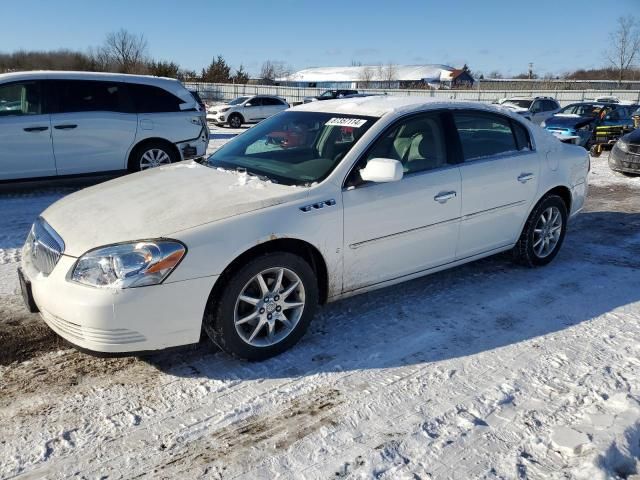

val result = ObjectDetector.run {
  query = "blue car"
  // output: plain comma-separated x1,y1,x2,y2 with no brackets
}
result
543,102,638,147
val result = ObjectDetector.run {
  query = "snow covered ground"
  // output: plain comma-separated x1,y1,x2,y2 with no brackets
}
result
0,152,639,479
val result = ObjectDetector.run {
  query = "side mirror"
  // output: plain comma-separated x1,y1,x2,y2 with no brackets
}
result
245,103,252,107
360,158,403,183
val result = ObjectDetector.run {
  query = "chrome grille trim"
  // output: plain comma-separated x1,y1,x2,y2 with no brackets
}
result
26,217,64,276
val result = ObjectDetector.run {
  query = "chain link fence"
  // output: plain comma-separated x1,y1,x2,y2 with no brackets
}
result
185,82,640,107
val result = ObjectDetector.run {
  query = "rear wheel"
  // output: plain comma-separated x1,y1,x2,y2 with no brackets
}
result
204,252,318,361
513,195,568,267
129,142,177,172
228,113,243,129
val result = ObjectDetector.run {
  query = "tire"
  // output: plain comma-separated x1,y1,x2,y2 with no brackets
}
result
128,142,178,172
228,113,243,129
204,252,319,361
513,195,568,267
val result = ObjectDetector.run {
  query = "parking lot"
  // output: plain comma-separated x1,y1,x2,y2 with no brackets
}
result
1,149,639,478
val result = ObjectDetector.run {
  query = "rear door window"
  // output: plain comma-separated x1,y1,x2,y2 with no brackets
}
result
453,111,520,161
0,81,43,116
53,80,132,113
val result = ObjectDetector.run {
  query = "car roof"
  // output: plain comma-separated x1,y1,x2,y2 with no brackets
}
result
292,95,523,118
0,70,182,89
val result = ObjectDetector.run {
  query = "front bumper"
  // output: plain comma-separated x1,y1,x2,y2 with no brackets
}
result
609,145,640,173
21,254,217,353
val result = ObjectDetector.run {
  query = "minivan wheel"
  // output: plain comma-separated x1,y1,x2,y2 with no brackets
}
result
204,252,318,361
513,195,568,267
129,143,177,172
228,114,243,129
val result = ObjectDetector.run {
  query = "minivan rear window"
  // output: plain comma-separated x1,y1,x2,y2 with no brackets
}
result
130,84,184,113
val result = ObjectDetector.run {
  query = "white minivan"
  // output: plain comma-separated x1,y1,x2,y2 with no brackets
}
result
0,71,209,181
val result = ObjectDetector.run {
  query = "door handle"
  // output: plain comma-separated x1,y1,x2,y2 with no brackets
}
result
434,191,457,204
517,173,534,183
23,126,49,132
54,124,78,130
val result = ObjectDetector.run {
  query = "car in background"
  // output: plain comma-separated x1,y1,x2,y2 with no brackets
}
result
20,96,588,360
609,128,640,176
303,89,358,103
207,95,289,128
543,102,638,147
499,96,560,124
0,71,208,181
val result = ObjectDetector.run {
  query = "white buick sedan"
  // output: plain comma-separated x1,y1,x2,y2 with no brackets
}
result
19,97,589,360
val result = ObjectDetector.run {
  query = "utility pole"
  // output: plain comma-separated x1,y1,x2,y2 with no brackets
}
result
528,63,534,80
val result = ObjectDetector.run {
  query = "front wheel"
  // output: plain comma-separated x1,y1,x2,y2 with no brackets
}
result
513,195,568,267
228,114,243,129
204,252,319,360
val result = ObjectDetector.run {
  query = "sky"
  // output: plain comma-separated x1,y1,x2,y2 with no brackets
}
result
1,0,638,77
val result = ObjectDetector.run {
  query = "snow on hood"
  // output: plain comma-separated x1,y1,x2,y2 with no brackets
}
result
501,103,528,113
41,161,307,257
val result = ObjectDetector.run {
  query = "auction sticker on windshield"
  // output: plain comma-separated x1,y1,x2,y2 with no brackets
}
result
325,118,368,128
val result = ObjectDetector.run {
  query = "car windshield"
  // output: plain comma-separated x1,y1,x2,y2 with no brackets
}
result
504,99,532,108
228,96,250,105
558,104,609,117
207,111,378,186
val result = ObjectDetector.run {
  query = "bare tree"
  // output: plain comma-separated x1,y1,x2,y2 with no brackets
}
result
605,16,640,84
359,66,375,88
259,60,291,84
383,62,397,88
95,29,149,74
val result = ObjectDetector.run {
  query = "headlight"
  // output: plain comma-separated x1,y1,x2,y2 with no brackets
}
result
72,240,186,289
220,107,230,112
617,139,630,153
540,120,546,127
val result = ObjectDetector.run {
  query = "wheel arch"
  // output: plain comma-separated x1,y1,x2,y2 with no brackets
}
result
127,137,181,171
204,238,330,318
540,185,572,214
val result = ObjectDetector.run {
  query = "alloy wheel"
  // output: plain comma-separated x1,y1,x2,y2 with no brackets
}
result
533,206,562,258
234,267,306,347
139,148,172,170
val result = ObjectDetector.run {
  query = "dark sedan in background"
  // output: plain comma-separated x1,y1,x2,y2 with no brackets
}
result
610,128,640,176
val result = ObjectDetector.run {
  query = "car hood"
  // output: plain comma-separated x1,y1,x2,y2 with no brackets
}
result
622,127,640,144
502,104,528,113
42,161,308,257
545,115,595,129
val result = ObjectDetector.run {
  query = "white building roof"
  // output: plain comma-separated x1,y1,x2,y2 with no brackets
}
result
292,95,519,118
280,64,455,83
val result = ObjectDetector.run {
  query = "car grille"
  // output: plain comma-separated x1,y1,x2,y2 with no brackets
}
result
628,143,640,155
25,218,64,276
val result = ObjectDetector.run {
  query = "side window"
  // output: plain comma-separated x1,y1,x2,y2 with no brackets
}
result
262,97,280,106
130,84,183,113
0,81,42,116
246,97,262,107
55,80,131,113
364,113,447,175
546,100,559,111
512,121,532,151
453,112,518,161
530,101,542,113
